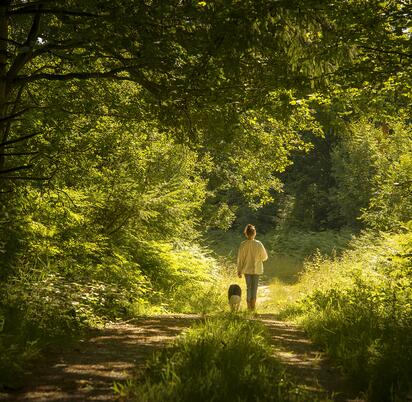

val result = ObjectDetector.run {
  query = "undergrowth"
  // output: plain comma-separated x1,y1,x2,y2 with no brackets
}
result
0,240,221,388
115,314,332,402
286,229,412,401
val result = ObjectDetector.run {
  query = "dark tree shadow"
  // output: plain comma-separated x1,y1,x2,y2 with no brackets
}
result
0,315,199,402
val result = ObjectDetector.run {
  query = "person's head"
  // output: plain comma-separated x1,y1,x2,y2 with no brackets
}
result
244,224,256,239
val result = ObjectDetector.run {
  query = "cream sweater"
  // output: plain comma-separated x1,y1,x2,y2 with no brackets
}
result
237,239,268,275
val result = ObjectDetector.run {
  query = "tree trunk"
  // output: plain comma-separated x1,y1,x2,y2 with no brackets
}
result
0,1,11,173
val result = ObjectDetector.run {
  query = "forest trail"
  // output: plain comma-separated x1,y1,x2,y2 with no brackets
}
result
259,314,363,402
1,315,198,402
1,313,362,402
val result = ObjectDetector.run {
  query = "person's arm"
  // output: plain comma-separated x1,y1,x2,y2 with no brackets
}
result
260,243,268,262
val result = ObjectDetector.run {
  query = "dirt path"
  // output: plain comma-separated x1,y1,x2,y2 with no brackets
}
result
1,311,363,402
0,315,198,402
259,314,364,402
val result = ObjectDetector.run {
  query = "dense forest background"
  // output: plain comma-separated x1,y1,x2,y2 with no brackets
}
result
0,1,411,401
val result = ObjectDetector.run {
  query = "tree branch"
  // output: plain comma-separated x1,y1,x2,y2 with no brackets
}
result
14,69,134,84
31,40,86,59
358,45,412,60
0,108,30,122
3,84,27,144
128,68,164,98
107,213,134,235
7,4,42,80
0,131,40,147
0,36,23,47
0,164,33,174
8,7,100,18
0,151,38,156
9,0,55,8
0,175,51,180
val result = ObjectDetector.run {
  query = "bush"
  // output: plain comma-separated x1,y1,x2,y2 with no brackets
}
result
129,241,220,313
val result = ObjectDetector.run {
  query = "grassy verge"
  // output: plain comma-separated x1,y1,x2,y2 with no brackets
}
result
115,314,332,402
281,230,412,401
204,228,412,400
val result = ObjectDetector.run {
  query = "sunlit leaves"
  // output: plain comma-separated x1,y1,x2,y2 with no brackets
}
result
329,118,412,230
296,230,412,399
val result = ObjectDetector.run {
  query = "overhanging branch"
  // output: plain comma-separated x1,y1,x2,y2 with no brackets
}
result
31,41,86,59
0,151,38,156
0,36,23,47
0,131,40,147
0,164,33,174
358,45,412,60
0,108,30,122
8,7,100,18
0,175,51,181
7,4,42,80
15,69,134,84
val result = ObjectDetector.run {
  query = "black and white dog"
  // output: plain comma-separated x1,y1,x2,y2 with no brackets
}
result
228,284,242,311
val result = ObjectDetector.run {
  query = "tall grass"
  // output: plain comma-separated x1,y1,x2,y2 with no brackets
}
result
115,314,332,402
284,230,412,401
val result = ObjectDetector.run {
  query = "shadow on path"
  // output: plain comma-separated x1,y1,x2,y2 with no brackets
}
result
1,314,198,402
1,312,365,402
259,314,364,402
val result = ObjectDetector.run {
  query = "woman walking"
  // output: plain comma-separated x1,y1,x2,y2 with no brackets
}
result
237,224,268,311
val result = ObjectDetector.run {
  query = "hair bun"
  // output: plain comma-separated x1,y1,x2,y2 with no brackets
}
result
244,224,256,237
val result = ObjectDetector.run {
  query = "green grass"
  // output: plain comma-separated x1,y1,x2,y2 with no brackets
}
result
115,314,332,402
280,230,412,402
257,278,301,315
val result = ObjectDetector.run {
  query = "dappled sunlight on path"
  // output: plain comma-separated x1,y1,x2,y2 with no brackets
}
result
0,315,198,402
259,314,364,402
1,307,366,402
